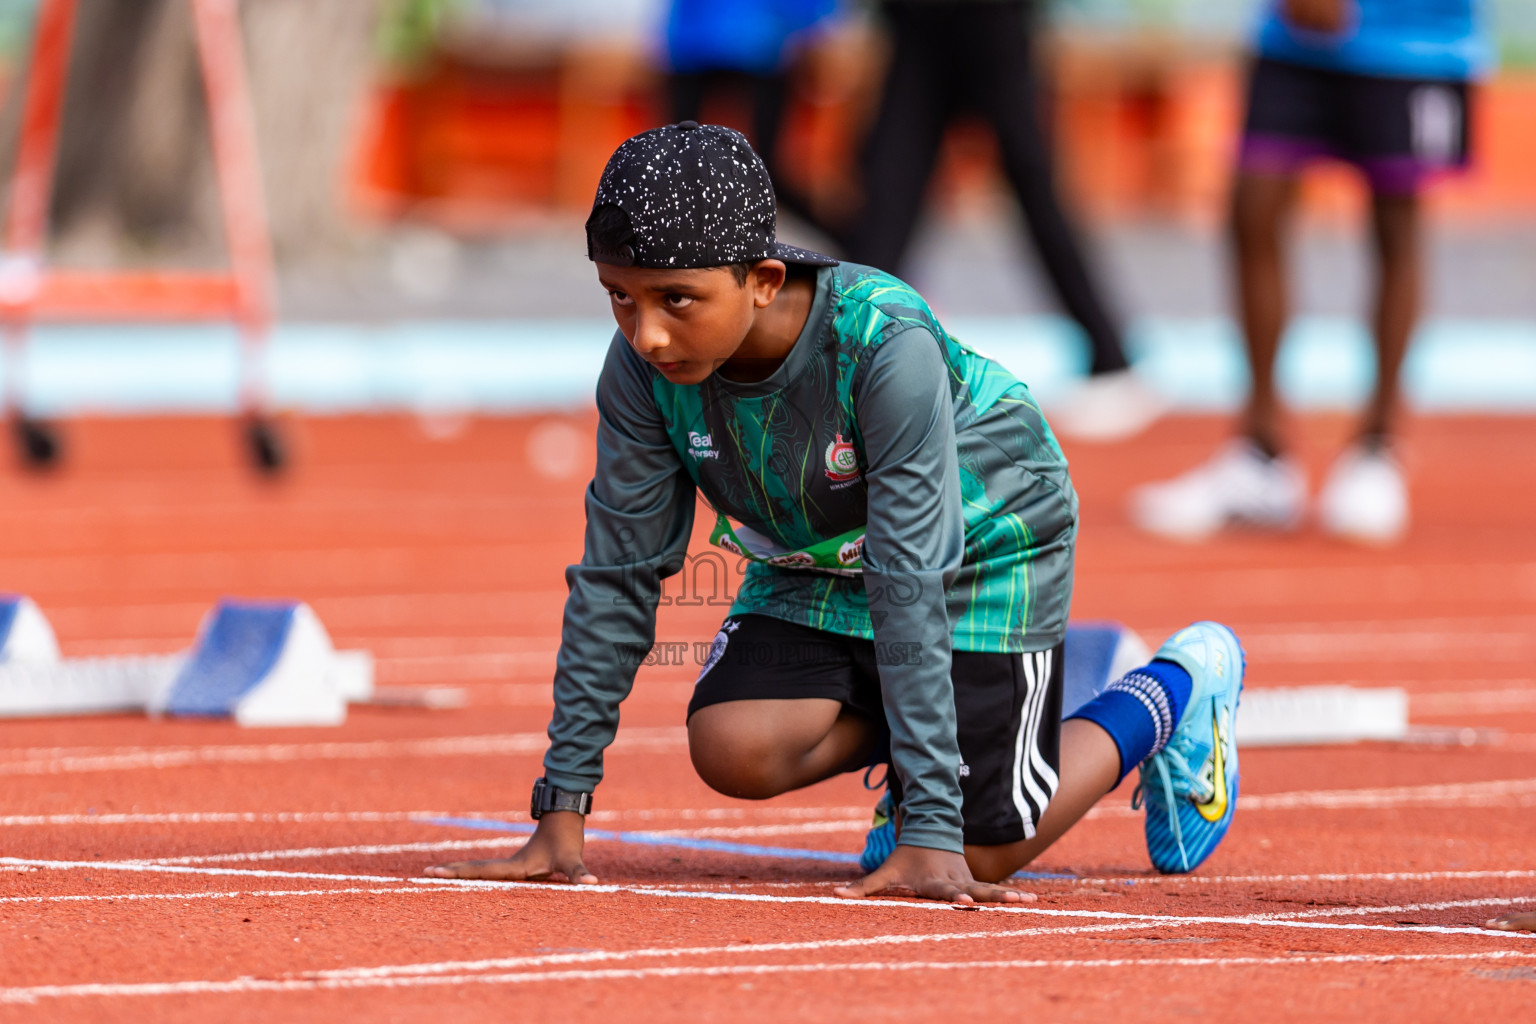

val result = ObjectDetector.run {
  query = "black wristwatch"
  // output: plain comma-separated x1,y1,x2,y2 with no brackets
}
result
530,777,593,819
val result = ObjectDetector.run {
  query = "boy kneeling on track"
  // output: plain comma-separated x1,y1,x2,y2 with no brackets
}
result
428,123,1246,902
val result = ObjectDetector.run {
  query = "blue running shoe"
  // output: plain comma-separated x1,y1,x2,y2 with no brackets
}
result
859,789,896,873
1134,621,1246,874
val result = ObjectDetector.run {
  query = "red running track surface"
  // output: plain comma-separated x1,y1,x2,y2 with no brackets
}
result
0,413,1533,1022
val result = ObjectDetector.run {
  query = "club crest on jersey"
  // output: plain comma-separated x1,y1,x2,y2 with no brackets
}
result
824,434,860,483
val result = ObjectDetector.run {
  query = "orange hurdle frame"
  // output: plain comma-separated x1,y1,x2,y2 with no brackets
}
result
0,0,284,471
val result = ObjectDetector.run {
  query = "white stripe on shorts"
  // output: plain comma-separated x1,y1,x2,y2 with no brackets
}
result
1010,656,1036,839
1029,649,1061,800
1018,651,1053,836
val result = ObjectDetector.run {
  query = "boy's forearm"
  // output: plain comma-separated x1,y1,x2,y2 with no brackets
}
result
865,565,966,855
542,560,667,793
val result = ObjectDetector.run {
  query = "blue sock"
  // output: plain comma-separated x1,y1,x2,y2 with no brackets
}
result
1068,659,1193,782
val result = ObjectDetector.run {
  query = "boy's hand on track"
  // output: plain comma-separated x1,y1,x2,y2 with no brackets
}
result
1283,0,1351,33
423,811,597,884
1487,912,1536,932
832,845,1035,904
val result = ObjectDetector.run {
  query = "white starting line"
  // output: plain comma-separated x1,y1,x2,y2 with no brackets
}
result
0,727,687,776
3,946,1536,1004
0,804,870,828
5,774,1532,839
4,855,1535,940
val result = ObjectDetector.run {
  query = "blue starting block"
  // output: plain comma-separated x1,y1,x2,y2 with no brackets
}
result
160,599,355,727
1062,621,1152,719
0,596,372,726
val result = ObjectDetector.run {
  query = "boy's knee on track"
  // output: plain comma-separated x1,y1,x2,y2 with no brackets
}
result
688,719,795,799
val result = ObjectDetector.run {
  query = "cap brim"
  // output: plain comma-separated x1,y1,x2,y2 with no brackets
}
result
767,241,839,267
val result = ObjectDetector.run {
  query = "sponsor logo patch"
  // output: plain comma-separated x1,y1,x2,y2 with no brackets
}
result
687,431,721,461
766,551,817,568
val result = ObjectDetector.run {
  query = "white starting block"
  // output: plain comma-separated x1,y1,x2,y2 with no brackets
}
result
0,596,59,663
0,595,373,727
1063,621,1412,747
1235,685,1409,746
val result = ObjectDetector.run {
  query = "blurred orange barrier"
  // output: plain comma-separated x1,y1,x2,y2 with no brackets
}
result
350,39,1536,228
353,50,656,230
0,0,284,471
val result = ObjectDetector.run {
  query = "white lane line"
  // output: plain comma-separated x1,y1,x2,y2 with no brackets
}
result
1414,688,1536,714
1084,776,1536,817
1238,777,1536,811
0,887,471,906
0,857,465,887
11,774,1536,833
147,838,525,865
0,805,868,828
0,810,470,827
1137,617,1536,663
1252,897,1536,921
1081,869,1536,886
638,820,866,838
8,857,1534,940
7,951,1536,1003
141,827,871,863
156,898,1536,981
0,727,686,776
308,922,1176,980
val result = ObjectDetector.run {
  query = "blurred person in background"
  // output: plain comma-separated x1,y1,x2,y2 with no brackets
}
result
665,0,838,232
1131,0,1491,544
843,0,1162,442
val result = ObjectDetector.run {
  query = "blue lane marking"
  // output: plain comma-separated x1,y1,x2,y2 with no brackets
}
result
421,815,858,864
419,816,1078,879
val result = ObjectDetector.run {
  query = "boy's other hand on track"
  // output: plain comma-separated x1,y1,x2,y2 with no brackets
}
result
832,845,1035,905
424,811,597,884
1487,912,1536,932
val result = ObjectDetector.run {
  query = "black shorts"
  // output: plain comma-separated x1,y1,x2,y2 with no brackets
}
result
1240,57,1472,195
687,614,1063,846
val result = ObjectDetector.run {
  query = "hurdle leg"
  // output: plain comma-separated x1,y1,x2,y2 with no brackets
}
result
190,0,284,473
1,0,76,468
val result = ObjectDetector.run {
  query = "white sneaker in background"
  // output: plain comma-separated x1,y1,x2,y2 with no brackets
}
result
1050,368,1169,443
1317,443,1409,545
1129,439,1307,541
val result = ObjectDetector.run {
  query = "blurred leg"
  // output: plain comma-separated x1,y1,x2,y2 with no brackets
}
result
967,5,1129,376
845,7,952,273
1364,190,1422,441
668,71,708,125
1230,170,1300,455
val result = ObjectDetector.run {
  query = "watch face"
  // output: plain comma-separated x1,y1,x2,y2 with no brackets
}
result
530,778,547,818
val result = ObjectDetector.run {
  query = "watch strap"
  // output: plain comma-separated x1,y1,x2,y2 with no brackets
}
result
531,777,593,818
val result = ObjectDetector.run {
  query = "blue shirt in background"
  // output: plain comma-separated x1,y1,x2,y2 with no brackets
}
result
666,0,837,75
1258,0,1491,81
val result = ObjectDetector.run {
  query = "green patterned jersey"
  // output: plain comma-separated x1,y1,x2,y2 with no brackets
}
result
652,262,1076,652
541,261,1076,855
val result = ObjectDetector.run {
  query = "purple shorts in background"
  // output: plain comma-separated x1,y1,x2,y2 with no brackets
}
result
1238,57,1473,195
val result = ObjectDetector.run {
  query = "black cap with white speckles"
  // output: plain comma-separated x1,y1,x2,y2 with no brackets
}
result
586,121,837,270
